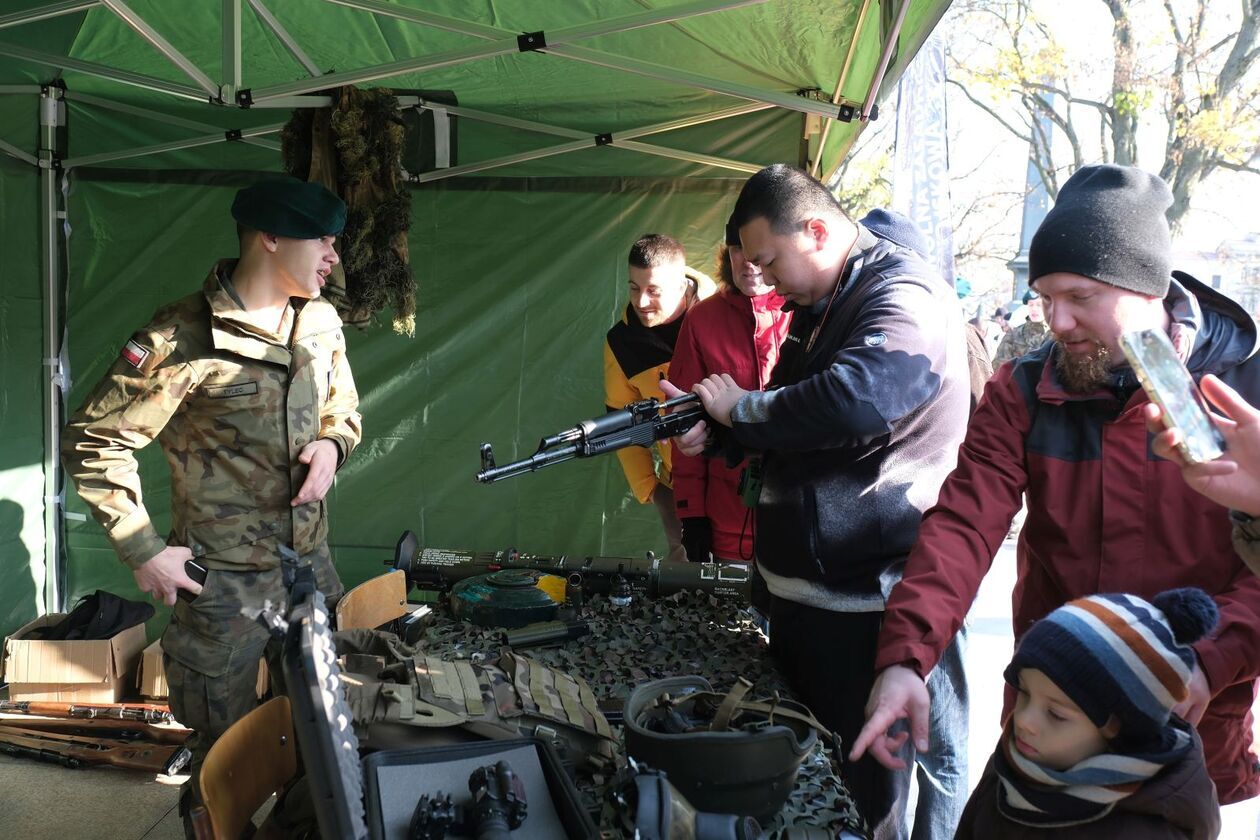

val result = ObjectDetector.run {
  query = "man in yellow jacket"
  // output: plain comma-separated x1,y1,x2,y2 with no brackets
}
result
603,233,713,562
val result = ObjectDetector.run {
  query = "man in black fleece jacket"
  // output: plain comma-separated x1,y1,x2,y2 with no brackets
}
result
668,165,971,839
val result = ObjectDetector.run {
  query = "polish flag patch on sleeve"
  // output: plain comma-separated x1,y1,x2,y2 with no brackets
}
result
120,339,150,369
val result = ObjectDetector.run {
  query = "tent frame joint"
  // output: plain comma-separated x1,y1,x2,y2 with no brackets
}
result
517,31,546,52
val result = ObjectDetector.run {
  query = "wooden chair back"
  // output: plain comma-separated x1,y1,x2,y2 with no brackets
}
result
335,569,409,630
199,695,297,839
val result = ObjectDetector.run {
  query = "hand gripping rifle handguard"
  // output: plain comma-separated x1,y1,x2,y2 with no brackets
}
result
476,393,706,483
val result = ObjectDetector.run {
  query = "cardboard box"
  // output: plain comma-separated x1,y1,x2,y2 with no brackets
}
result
138,639,168,699
3,614,148,703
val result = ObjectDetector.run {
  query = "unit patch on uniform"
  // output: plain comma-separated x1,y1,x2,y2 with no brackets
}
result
205,381,259,399
120,339,150,369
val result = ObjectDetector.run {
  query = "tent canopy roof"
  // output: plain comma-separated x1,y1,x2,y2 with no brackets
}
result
0,0,949,178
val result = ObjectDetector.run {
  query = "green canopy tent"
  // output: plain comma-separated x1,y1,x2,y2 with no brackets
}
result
0,0,949,638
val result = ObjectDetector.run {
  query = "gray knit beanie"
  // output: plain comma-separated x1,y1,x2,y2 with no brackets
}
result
1029,164,1173,298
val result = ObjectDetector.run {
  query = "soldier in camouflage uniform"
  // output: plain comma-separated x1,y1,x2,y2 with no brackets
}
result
61,179,362,816
993,290,1050,366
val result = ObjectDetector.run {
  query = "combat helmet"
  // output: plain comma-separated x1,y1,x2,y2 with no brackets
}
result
623,675,831,822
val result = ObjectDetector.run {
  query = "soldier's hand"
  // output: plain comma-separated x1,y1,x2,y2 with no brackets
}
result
661,379,708,457
850,664,931,770
134,545,199,607
292,438,339,506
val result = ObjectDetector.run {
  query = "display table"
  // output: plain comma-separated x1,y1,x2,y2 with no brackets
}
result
415,587,864,836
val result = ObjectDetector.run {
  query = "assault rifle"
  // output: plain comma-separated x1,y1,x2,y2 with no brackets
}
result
0,725,192,774
0,700,174,725
476,393,705,483
389,531,752,605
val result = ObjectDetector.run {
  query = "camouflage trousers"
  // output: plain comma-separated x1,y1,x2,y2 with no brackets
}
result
162,543,344,796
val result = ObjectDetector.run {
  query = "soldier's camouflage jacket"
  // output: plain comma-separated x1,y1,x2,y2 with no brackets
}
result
63,260,362,571
993,319,1051,367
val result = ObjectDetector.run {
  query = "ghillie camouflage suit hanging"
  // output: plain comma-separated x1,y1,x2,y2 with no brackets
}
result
282,86,416,336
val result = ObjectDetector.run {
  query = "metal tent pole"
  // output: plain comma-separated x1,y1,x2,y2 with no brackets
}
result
0,136,38,166
246,0,323,77
0,42,205,101
39,85,67,614
248,0,770,104
99,0,219,99
861,0,912,120
406,100,770,182
0,1,98,32
325,0,861,121
62,122,284,168
222,0,241,103
63,90,281,152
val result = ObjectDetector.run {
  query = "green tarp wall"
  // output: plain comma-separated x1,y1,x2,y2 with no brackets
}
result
0,0,950,639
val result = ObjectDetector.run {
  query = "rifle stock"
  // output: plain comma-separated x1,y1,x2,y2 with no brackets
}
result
0,725,192,774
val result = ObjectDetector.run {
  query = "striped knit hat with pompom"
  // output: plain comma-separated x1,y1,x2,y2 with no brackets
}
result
1005,588,1218,745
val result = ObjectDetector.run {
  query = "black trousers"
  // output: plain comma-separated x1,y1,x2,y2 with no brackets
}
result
769,596,912,840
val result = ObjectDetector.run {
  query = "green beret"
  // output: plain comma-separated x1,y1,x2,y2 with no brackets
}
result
231,178,346,238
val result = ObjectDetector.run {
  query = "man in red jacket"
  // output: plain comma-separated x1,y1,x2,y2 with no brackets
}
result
852,165,1260,820
669,214,792,565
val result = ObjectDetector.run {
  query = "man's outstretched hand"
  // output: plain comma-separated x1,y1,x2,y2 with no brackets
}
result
850,665,931,770
1145,373,1260,516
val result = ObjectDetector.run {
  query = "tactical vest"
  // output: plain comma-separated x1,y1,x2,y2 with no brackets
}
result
334,628,617,772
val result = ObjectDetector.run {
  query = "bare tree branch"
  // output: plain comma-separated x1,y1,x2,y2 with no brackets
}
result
947,77,1034,144
1218,160,1260,175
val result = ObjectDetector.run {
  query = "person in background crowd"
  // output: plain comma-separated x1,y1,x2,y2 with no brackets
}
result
604,233,714,564
994,289,1051,366
670,213,791,566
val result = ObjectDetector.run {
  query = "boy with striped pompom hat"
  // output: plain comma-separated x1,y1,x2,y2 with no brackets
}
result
957,588,1221,839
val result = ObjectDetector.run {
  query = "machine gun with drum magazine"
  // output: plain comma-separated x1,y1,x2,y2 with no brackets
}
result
475,392,706,483
388,531,752,606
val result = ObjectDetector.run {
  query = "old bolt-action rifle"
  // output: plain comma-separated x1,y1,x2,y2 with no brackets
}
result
0,700,175,725
0,725,192,774
476,392,705,483
0,716,191,745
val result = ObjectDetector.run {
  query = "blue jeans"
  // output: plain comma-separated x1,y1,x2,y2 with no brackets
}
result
912,622,969,840
766,600,969,840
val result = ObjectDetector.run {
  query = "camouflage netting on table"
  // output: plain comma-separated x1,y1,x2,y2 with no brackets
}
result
419,589,863,836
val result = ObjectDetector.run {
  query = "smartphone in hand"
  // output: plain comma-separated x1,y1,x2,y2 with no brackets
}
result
1120,328,1225,464
176,559,208,604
